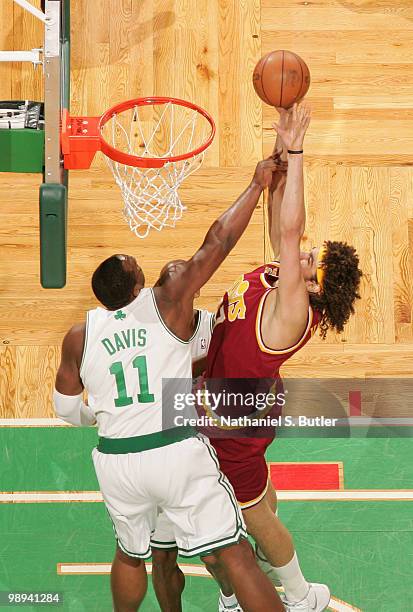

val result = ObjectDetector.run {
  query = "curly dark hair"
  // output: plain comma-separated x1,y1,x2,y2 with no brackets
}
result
310,241,362,339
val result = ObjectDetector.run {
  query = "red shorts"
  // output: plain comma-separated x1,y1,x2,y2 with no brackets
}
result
210,437,273,509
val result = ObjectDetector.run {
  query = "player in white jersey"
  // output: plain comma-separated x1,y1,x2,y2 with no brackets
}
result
54,158,285,612
151,276,215,609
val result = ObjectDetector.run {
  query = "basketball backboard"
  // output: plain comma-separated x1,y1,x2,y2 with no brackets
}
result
39,0,70,288
0,0,70,288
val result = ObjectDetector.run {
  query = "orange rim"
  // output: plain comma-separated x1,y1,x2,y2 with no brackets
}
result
98,96,216,168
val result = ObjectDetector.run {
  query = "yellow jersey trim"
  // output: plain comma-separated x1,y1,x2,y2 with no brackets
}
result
260,261,280,289
238,480,269,508
255,291,313,355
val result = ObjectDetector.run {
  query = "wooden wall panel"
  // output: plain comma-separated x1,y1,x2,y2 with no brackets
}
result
0,347,16,418
218,0,261,166
0,1,13,99
390,167,413,343
0,167,264,345
261,1,413,31
14,346,59,418
0,0,412,417
12,0,43,100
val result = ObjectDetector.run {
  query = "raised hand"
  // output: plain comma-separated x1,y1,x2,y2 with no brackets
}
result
275,107,291,134
272,103,311,152
252,157,280,189
272,107,290,155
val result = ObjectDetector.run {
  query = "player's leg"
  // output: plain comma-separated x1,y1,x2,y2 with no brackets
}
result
150,513,237,611
162,436,284,611
254,480,282,585
243,492,302,592
150,511,185,611
210,440,329,611
111,545,147,611
151,547,184,612
201,552,240,611
243,484,330,611
266,478,278,512
92,449,155,611
216,539,285,612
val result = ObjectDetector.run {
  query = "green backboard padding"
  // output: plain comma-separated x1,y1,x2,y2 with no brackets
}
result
0,129,44,173
39,183,67,288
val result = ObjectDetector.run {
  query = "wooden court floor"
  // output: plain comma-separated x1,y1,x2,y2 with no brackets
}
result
1,427,412,612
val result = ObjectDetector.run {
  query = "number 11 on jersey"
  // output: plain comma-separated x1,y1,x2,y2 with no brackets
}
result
109,355,155,408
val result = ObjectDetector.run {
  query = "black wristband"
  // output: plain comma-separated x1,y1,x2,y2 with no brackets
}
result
287,149,303,154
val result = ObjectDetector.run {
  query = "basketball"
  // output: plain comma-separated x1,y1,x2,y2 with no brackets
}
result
252,50,310,108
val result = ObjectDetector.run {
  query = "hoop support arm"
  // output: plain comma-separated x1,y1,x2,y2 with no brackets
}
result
0,49,42,64
61,111,101,169
14,0,46,23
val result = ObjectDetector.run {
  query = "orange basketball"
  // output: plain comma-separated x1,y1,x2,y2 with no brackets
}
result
252,50,310,108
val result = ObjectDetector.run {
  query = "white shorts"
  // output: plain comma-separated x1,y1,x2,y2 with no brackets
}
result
92,435,246,559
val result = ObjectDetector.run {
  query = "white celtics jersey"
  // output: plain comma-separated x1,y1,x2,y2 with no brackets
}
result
190,309,215,361
80,288,194,438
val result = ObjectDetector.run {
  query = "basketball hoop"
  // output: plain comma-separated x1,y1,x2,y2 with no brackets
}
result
61,97,215,238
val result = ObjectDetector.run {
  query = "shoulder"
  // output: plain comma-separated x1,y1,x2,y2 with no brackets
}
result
62,323,86,356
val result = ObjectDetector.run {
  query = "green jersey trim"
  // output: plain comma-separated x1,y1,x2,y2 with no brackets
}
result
150,540,178,550
177,527,247,558
150,528,247,557
107,509,153,559
116,537,152,560
150,288,190,345
199,436,244,531
209,312,215,335
97,425,196,454
188,309,201,342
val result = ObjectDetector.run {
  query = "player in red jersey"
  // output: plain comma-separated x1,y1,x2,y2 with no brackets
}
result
151,105,362,612
200,104,362,612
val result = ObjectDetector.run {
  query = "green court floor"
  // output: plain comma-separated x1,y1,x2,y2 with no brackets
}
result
1,429,412,611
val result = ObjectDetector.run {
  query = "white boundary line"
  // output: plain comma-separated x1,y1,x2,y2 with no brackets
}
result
57,563,361,611
0,491,102,503
1,416,413,427
2,490,413,503
0,419,71,427
276,490,413,501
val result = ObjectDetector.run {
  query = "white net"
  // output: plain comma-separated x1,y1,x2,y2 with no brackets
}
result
101,101,213,238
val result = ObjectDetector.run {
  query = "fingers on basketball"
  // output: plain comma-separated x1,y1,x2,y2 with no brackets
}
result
272,121,282,135
298,104,311,130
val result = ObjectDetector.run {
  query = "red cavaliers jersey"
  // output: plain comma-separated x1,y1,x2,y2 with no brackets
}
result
206,261,320,380
204,263,321,506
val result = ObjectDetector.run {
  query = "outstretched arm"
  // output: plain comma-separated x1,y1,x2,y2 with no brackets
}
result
273,104,312,332
159,158,279,301
268,109,290,258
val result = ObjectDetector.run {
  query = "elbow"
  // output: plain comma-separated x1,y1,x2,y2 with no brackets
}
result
53,389,81,426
